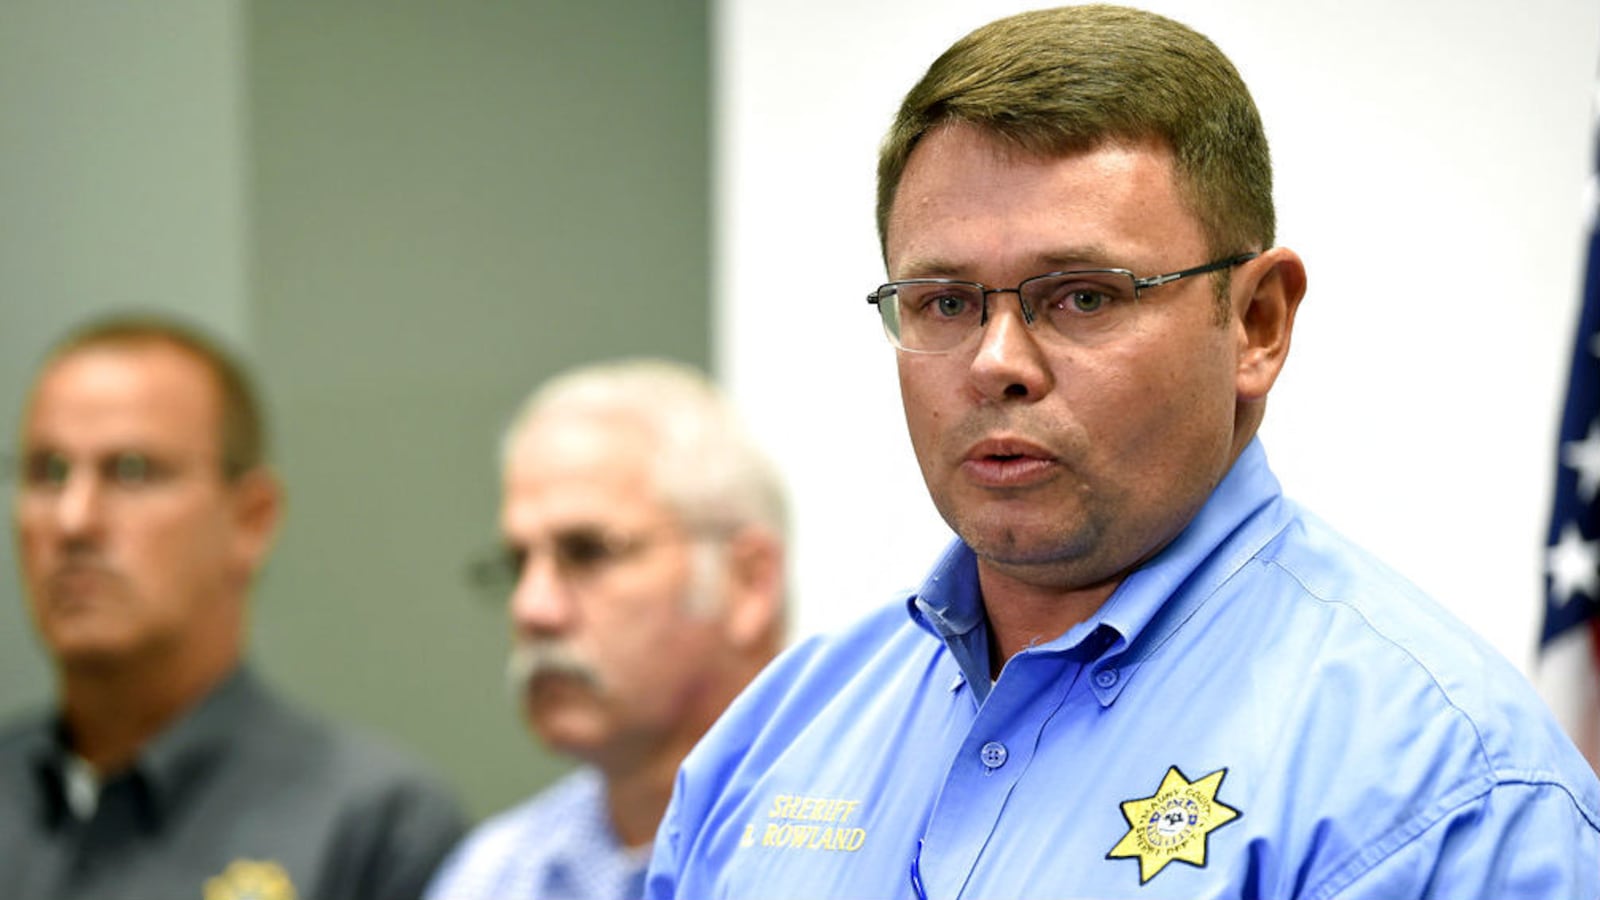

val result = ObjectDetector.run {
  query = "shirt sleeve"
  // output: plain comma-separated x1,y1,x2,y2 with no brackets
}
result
1310,780,1600,900
326,773,469,900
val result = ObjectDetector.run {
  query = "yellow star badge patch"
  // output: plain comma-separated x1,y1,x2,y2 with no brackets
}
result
203,858,299,900
1107,766,1239,884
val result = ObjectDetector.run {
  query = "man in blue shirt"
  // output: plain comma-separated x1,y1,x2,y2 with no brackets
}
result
646,6,1600,898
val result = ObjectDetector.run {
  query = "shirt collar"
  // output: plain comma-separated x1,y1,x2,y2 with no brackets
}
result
1087,439,1290,703
31,665,263,829
23,718,70,827
543,767,614,858
540,768,648,898
908,438,1290,706
137,665,263,816
908,540,992,700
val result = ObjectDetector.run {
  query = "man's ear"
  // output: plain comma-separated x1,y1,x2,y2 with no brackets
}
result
229,467,284,576
1234,247,1307,401
719,526,785,651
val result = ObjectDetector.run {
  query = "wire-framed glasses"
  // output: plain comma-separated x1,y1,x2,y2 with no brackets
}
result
866,252,1258,353
464,522,734,602
466,527,666,600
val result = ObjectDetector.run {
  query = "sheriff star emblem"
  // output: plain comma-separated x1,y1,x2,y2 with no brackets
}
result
203,858,299,900
1107,766,1239,884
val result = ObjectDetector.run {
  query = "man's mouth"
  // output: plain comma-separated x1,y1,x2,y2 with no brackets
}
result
962,438,1058,487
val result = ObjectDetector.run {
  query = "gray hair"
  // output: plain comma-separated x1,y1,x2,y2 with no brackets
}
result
501,358,788,544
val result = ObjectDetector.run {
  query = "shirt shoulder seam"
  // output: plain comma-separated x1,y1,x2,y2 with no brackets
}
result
1258,557,1498,770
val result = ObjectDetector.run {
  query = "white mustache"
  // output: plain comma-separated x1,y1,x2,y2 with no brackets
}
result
505,639,602,695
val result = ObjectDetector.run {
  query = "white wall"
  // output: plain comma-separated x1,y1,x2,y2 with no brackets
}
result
716,0,1600,674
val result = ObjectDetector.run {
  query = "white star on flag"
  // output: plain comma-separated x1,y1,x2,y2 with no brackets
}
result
1564,420,1600,503
1548,522,1600,609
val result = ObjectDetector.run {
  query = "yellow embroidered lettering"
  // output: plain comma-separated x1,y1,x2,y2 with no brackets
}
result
747,794,870,853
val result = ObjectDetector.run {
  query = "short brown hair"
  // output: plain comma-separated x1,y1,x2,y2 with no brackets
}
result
877,5,1274,261
41,313,267,479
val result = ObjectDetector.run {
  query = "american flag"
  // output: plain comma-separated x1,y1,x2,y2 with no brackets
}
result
1541,81,1600,771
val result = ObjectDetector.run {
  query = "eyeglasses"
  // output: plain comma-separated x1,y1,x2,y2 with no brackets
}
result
467,527,661,598
7,450,225,510
465,523,729,600
17,450,173,492
866,252,1258,354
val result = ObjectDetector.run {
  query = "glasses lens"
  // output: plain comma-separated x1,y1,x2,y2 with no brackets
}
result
877,282,985,352
1020,271,1140,345
20,452,69,490
551,528,643,578
466,547,519,601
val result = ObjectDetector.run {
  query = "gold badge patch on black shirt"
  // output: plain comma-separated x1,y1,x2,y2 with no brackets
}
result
203,859,298,900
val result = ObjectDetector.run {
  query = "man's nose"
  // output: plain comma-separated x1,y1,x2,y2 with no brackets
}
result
508,553,575,635
50,472,107,539
969,292,1056,401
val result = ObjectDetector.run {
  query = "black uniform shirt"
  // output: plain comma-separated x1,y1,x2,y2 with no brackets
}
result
0,666,465,900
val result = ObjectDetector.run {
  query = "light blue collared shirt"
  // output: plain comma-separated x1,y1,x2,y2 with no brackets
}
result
426,768,648,900
647,440,1600,899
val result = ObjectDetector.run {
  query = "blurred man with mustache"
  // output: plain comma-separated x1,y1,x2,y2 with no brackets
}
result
425,358,786,900
0,315,464,900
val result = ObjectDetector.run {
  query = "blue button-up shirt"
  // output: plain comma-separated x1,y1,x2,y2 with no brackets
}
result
427,768,649,900
647,440,1600,899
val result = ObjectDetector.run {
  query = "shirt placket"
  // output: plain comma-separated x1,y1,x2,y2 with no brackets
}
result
916,650,1083,899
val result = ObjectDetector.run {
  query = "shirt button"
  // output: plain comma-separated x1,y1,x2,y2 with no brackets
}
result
979,741,1008,769
1094,668,1119,689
